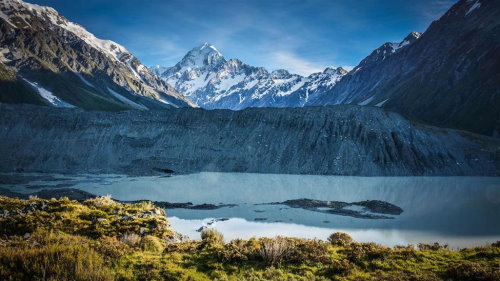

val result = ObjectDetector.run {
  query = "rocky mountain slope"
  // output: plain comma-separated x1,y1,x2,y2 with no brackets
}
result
154,43,347,109
1,104,497,176
309,0,500,136
0,0,194,110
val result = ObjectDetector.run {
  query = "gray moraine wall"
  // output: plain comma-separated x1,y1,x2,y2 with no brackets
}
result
0,104,498,176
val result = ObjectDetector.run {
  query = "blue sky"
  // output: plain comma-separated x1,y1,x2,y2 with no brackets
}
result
30,0,456,75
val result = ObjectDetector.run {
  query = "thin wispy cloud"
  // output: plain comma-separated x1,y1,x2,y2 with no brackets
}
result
270,52,325,76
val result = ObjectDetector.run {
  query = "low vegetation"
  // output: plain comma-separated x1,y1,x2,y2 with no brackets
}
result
0,196,498,280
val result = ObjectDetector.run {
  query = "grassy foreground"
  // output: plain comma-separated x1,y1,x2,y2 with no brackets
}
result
0,196,498,281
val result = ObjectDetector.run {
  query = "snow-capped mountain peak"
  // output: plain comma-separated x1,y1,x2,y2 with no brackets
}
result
156,45,348,109
178,42,226,70
199,42,221,55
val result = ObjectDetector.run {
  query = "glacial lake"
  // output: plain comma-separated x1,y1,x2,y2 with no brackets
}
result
2,172,499,248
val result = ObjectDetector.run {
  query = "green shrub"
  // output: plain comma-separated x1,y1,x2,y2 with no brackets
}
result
289,239,330,264
115,252,165,281
219,238,259,262
199,228,225,264
328,232,353,246
345,242,391,265
325,259,354,277
200,228,224,246
95,236,131,260
165,240,200,253
140,235,165,253
444,262,500,281
392,245,419,260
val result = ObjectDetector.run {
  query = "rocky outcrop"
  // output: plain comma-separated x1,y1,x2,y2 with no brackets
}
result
0,104,498,176
0,193,175,241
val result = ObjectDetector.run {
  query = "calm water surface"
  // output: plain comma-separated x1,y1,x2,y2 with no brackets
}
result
3,172,499,248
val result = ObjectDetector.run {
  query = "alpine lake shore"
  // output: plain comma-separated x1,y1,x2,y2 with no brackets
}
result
0,195,498,281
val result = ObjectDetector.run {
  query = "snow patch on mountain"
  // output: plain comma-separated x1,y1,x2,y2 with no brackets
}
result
74,73,95,88
276,77,307,97
217,74,246,92
156,95,178,108
243,79,259,90
375,99,389,107
107,87,147,110
466,1,481,16
127,60,143,81
22,78,74,107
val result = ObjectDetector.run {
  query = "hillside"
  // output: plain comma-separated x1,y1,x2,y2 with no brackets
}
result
0,0,194,110
310,0,500,136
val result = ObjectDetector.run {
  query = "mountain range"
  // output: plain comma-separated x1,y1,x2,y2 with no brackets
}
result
152,43,348,109
151,32,423,110
0,0,498,136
